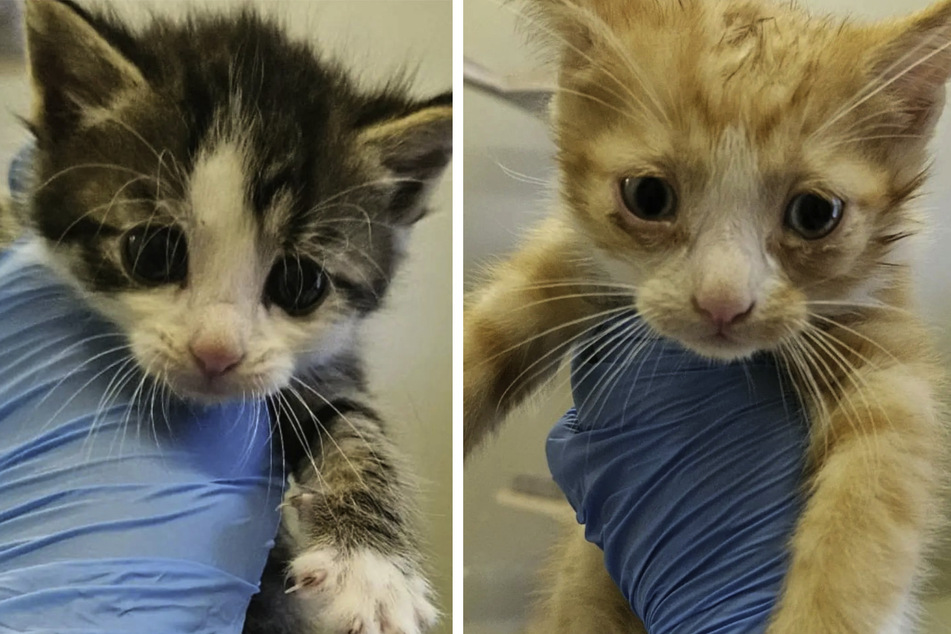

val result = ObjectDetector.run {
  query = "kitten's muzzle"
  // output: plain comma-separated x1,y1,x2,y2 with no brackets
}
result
189,342,245,379
186,303,249,380
691,294,755,333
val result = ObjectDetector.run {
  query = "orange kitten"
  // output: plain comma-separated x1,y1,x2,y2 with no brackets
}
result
464,0,951,631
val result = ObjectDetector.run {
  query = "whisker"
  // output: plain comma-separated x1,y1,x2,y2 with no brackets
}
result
475,304,635,366
495,307,638,411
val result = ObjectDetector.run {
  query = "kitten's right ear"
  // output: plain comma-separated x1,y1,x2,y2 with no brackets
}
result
25,0,146,133
521,0,655,64
521,0,600,61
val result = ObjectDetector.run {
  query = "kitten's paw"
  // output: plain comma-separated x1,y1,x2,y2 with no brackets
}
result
287,546,438,634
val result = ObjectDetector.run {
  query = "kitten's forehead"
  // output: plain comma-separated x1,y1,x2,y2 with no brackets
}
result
558,0,875,140
690,3,868,131
187,138,269,306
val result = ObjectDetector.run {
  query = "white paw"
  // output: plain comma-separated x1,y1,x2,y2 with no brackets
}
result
286,546,438,634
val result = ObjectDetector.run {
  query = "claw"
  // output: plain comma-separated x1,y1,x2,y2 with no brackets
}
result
277,492,316,513
284,570,328,594
295,493,316,507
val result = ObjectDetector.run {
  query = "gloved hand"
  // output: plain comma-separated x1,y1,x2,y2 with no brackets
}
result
547,312,809,633
0,149,283,633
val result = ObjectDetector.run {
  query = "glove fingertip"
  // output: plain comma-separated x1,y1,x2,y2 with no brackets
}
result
561,407,580,432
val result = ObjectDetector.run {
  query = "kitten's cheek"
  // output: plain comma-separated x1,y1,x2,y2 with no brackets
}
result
127,337,167,378
260,360,295,394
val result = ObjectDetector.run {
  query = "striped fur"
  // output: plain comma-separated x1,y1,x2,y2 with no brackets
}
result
14,1,451,632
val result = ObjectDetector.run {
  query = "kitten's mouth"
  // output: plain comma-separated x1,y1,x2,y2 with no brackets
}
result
692,337,758,360
139,349,286,404
674,326,769,362
163,371,261,404
170,377,240,403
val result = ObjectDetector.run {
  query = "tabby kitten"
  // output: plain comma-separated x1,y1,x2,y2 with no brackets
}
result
464,0,950,631
15,1,450,632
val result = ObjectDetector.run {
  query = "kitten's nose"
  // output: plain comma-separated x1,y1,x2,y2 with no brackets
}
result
190,343,244,378
692,294,755,330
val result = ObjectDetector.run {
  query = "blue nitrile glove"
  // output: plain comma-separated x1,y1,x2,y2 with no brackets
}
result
547,312,809,634
0,150,283,633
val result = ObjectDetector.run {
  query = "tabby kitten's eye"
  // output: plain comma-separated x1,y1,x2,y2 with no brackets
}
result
265,256,328,316
619,177,677,221
122,225,188,285
785,193,844,240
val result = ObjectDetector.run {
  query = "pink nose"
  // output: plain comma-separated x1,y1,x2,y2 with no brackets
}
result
189,343,244,378
692,295,755,330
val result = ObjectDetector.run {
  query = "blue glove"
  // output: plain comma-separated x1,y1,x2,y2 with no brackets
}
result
0,150,283,633
547,312,809,634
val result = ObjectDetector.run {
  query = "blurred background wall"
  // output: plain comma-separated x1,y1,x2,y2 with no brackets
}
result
0,1,452,631
464,0,951,632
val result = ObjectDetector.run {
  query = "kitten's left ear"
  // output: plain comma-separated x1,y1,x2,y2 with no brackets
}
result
25,0,147,135
359,93,452,224
868,0,951,136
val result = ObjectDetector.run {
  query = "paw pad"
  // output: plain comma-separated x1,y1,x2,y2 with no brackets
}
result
288,547,437,633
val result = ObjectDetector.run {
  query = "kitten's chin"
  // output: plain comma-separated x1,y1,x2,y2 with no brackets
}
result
679,336,764,362
644,318,787,362
161,372,281,404
657,327,774,362
169,382,244,404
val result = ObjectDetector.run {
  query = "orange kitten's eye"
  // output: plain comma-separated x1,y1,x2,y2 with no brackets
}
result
619,177,677,221
785,193,844,240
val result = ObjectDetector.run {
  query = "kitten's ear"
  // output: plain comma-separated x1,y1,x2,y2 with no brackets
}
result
521,0,601,63
867,0,951,136
25,0,146,132
359,93,452,225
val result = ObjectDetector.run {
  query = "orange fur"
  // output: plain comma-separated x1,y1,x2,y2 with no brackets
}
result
526,523,646,634
465,0,951,631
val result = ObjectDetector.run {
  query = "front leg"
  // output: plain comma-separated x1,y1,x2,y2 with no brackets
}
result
769,364,943,633
251,381,437,634
285,402,436,634
464,216,611,455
